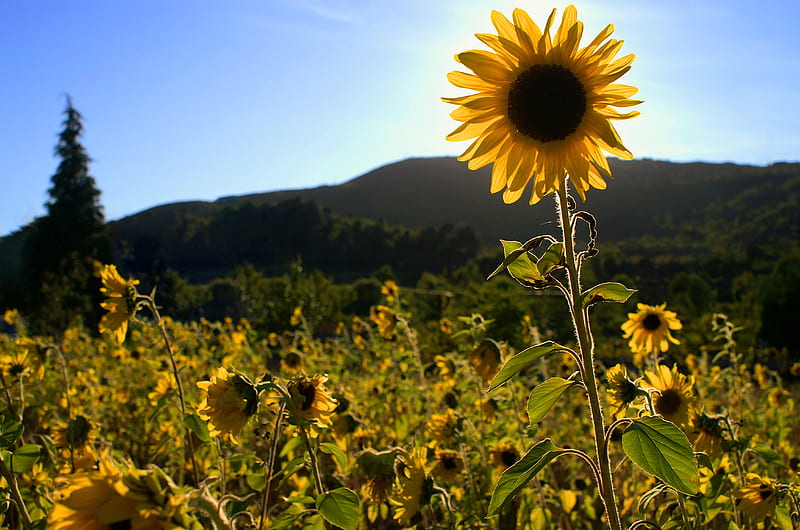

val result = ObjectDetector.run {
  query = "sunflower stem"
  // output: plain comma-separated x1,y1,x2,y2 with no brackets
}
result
259,401,285,530
0,458,31,527
555,184,623,530
144,297,200,486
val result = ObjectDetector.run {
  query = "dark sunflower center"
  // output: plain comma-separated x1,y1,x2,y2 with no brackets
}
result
642,314,661,330
656,389,683,416
501,450,518,467
758,486,773,501
110,521,132,530
442,458,458,470
298,382,316,411
507,64,587,142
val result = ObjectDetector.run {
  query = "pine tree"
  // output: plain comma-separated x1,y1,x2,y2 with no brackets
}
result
22,95,112,333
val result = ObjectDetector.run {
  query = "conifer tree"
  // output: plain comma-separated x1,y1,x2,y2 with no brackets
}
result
22,95,112,333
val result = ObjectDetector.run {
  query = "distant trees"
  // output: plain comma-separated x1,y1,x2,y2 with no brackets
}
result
21,95,112,333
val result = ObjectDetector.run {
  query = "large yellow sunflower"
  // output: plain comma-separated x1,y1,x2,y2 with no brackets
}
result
444,6,640,204
197,367,259,440
287,373,339,438
621,303,682,354
734,473,778,523
640,364,696,429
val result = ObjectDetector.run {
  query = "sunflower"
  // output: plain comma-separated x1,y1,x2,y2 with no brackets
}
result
444,6,640,205
426,409,459,447
390,447,432,526
370,305,398,340
287,373,338,438
490,442,520,471
381,280,400,303
197,367,259,440
469,339,502,384
640,364,695,429
621,303,682,354
431,449,464,482
605,363,639,416
356,447,399,503
689,410,726,460
734,473,778,522
98,264,140,344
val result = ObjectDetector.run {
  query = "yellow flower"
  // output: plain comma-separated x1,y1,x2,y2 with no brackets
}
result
1,337,45,380
469,339,502,383
431,449,464,482
390,448,431,526
381,280,400,303
605,363,639,416
426,409,459,447
3,309,19,326
356,447,399,504
148,372,177,406
98,264,140,344
370,305,398,340
439,317,454,334
640,364,695,429
290,306,303,326
734,473,778,522
197,367,258,440
621,303,682,354
689,410,726,460
287,373,338,438
490,443,520,471
444,6,640,205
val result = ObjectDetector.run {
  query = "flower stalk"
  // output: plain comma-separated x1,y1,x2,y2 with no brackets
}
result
555,184,622,530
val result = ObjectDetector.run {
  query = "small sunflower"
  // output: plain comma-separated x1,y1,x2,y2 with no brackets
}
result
287,373,338,438
390,447,432,526
621,303,682,354
98,264,140,344
734,473,778,522
444,6,640,205
490,443,520,471
640,364,695,429
605,363,639,416
689,410,726,460
431,449,464,482
381,280,400,303
426,409,459,447
197,367,259,440
370,305,398,340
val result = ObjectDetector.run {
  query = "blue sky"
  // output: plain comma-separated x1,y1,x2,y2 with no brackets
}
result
2,0,799,236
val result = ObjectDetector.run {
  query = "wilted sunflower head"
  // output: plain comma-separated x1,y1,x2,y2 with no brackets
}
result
432,449,464,482
197,367,258,440
640,364,695,429
98,264,140,344
689,410,726,460
426,409,460,447
356,447,400,503
444,5,640,205
621,303,682,354
469,339,503,383
287,373,338,437
605,364,639,415
734,473,778,522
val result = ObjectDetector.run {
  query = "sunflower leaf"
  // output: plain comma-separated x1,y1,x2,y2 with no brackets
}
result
527,377,577,426
0,415,23,449
488,342,574,392
622,416,699,494
537,242,564,276
11,443,40,473
316,487,360,530
488,439,566,515
183,413,212,443
581,282,636,308
319,442,348,473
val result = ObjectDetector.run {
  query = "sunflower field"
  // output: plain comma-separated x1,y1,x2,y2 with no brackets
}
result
2,4,800,530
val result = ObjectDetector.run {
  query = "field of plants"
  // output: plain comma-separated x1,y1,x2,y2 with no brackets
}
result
0,263,798,529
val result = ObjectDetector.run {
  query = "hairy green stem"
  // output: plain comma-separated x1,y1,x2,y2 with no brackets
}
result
0,458,32,527
259,402,285,530
555,184,622,530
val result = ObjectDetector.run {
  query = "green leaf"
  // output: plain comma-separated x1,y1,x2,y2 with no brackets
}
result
537,242,564,276
527,378,577,426
29,520,47,530
182,413,212,443
245,473,265,491
316,487,360,530
11,444,40,473
498,240,544,286
0,416,23,449
319,442,348,473
270,505,305,530
488,342,574,392
774,504,793,530
301,514,326,530
751,444,784,467
488,439,566,515
487,236,552,281
622,416,699,494
581,282,636,308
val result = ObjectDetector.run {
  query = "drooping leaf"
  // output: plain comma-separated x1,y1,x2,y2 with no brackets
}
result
497,240,543,286
527,378,577,426
488,439,566,515
622,416,699,494
488,342,574,392
487,236,552,281
581,282,636,308
316,487,360,530
537,242,564,276
751,444,785,467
